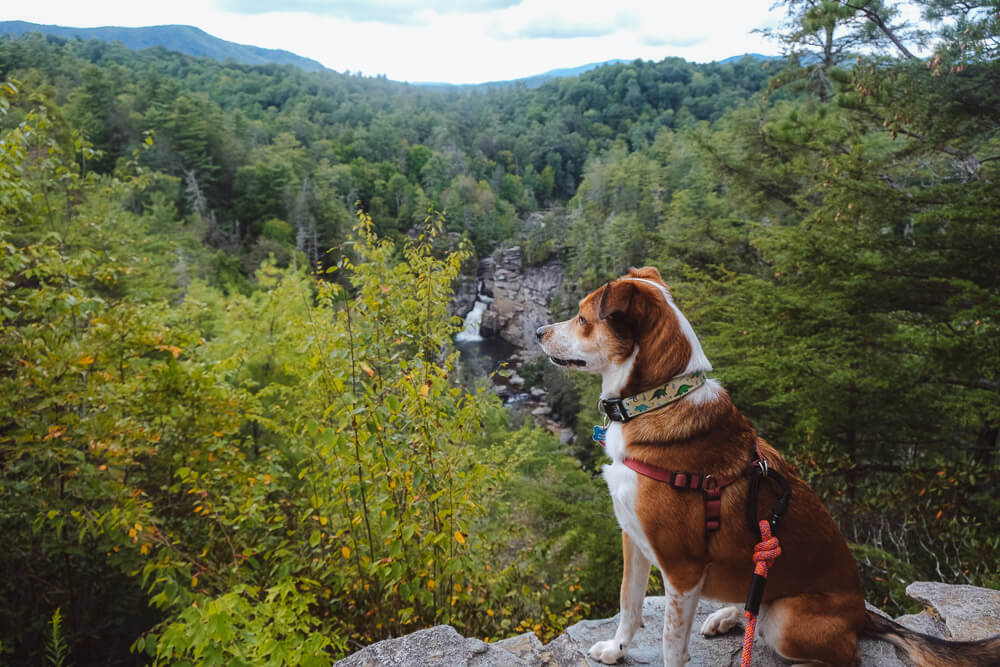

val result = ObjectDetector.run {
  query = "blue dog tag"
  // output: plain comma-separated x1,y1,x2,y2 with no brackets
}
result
592,425,607,443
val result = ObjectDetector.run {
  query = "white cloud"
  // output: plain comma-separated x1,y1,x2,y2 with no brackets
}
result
5,0,785,83
216,0,525,25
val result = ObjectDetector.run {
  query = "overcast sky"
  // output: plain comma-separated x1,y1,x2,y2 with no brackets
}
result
6,1,788,83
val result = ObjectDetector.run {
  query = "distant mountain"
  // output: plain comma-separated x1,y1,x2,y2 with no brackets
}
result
414,59,628,89
415,56,784,89
717,53,784,64
0,21,327,72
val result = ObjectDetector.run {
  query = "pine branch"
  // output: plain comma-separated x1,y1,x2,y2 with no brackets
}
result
838,0,919,60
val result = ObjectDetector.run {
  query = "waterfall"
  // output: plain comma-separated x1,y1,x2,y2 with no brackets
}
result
455,281,493,343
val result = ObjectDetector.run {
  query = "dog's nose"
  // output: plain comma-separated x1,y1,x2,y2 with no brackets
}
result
535,325,549,341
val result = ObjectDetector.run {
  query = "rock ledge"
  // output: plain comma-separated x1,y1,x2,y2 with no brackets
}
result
335,581,1000,666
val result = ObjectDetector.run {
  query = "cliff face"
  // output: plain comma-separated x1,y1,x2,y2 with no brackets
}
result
334,581,1000,666
478,246,564,351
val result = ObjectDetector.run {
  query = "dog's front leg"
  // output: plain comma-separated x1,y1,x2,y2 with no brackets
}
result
589,531,652,664
661,566,706,667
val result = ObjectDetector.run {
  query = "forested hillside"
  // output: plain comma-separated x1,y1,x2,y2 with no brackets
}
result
2,1,998,665
0,22,328,72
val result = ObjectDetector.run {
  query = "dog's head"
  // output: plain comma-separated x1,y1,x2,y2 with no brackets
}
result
536,266,706,395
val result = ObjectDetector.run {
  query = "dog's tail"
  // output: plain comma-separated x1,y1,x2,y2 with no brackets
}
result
863,609,1000,666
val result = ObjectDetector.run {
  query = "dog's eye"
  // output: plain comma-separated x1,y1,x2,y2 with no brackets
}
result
578,316,587,326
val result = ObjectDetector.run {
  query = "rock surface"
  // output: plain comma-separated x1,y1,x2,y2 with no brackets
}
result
333,625,531,667
335,582,1000,666
905,580,1000,641
479,246,563,350
564,597,908,667
451,274,479,320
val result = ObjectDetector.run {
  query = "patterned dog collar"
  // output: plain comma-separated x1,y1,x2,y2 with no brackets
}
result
599,370,707,422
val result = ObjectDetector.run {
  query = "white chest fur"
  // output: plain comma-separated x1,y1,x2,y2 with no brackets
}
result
601,423,659,566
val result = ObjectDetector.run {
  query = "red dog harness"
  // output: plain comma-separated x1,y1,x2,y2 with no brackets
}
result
593,426,769,534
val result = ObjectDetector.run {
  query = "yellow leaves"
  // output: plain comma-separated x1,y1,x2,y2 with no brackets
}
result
342,546,351,559
76,354,95,366
45,425,65,441
191,575,198,588
156,344,182,359
427,579,435,590
360,362,375,377
140,543,149,555
149,433,161,443
486,609,494,617
319,516,328,526
421,383,430,398
454,531,465,545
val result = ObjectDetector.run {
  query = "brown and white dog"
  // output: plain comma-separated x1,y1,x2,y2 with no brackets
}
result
536,267,1000,666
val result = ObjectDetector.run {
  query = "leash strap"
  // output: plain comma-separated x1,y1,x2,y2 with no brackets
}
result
741,468,792,667
741,520,781,666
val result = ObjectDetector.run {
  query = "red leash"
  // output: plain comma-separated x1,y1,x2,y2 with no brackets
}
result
741,520,782,666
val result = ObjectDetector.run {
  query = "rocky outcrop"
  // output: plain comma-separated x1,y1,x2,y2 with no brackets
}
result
902,581,1000,640
334,582,1000,666
479,246,563,351
558,597,904,667
333,625,532,667
452,274,479,319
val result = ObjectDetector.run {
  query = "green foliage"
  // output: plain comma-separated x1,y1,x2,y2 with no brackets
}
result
0,81,614,663
45,608,71,667
150,580,335,666
0,34,776,262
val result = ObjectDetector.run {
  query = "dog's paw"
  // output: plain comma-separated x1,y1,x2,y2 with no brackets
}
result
588,639,624,664
700,605,743,637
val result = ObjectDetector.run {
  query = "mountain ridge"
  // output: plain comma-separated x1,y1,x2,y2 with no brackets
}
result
0,20,327,72
2,21,782,86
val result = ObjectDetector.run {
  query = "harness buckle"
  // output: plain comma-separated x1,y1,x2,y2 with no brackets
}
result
703,474,718,491
756,457,769,478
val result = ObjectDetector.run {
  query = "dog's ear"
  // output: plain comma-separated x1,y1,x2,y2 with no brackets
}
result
627,266,666,286
598,281,636,320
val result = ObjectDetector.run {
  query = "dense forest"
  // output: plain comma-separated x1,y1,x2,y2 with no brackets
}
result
1,0,998,664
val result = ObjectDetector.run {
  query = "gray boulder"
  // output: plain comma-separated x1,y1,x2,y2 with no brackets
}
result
333,625,530,666
905,581,1000,641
